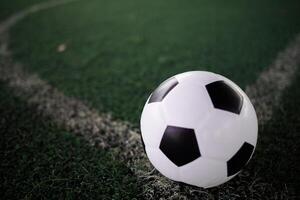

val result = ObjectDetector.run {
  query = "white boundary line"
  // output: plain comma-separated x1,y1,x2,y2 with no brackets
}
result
0,0,79,35
245,35,300,124
0,1,300,199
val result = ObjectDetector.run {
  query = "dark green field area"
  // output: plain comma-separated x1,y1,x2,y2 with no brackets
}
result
0,0,44,19
243,70,300,199
9,0,300,124
0,83,141,199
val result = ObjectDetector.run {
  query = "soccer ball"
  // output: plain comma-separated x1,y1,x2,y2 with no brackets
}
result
140,71,258,188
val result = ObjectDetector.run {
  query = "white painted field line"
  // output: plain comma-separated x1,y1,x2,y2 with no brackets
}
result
1,1,300,199
0,0,79,35
245,35,300,124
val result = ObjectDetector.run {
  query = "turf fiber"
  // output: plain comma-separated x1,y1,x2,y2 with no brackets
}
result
0,82,141,199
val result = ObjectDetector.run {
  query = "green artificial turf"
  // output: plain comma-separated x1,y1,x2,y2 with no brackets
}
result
250,70,300,198
0,83,141,199
10,0,300,124
0,0,45,20
237,68,300,199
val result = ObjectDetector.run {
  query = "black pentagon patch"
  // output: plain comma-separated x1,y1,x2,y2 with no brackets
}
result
159,126,200,167
148,77,178,103
206,80,243,114
227,142,254,176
